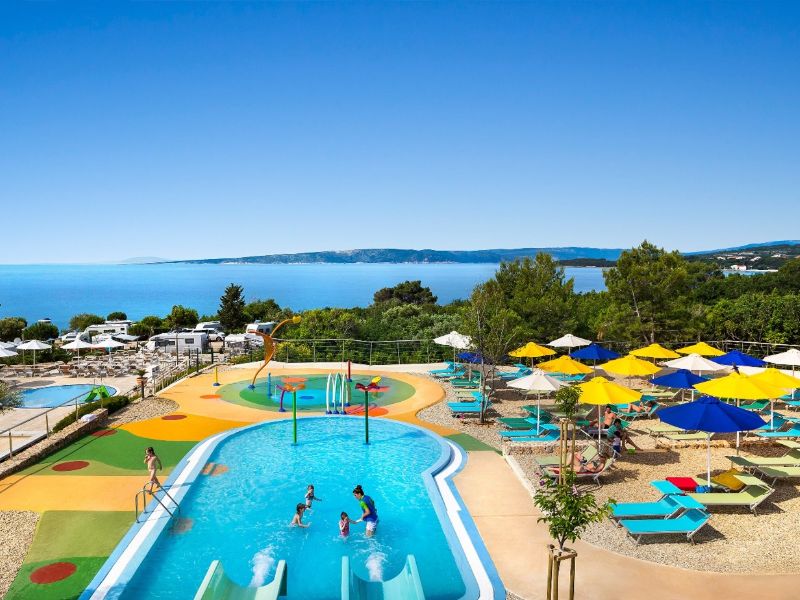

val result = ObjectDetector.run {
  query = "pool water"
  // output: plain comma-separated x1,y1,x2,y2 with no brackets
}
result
121,418,467,599
19,384,117,409
218,374,415,412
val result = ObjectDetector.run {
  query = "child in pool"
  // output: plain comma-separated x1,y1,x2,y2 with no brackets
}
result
339,512,355,537
305,484,321,509
291,503,310,528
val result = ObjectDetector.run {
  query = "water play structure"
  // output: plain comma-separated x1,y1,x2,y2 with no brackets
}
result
325,371,350,414
248,316,302,389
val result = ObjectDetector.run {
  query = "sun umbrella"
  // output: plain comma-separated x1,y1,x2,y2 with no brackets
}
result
599,355,661,378
0,341,16,349
578,376,642,446
663,353,729,374
92,338,125,350
676,342,724,357
657,395,766,488
508,371,566,434
457,351,483,364
548,334,591,351
764,348,800,368
712,349,766,368
63,338,93,359
434,331,472,365
16,339,51,366
749,368,800,418
570,343,620,362
695,372,787,436
630,343,680,360
509,342,556,367
650,369,708,390
538,355,593,375
0,346,18,359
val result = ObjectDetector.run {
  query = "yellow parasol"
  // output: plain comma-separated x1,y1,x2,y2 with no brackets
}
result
630,343,680,360
578,376,642,446
509,342,556,363
537,355,593,375
695,372,787,436
749,368,800,391
600,355,661,377
677,342,724,357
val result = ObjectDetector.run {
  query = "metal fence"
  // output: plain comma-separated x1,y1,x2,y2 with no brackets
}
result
601,339,800,356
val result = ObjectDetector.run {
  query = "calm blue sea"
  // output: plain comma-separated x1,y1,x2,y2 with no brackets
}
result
0,264,607,329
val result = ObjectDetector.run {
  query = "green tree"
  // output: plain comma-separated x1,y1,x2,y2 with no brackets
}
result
0,317,27,341
218,284,247,332
244,298,288,324
705,292,800,344
22,321,59,340
0,381,22,413
129,315,166,338
373,280,437,305
494,254,577,342
164,305,199,330
107,311,128,321
603,241,691,343
461,280,523,422
69,313,105,332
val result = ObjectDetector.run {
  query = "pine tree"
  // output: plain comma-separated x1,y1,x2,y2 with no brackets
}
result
218,284,247,332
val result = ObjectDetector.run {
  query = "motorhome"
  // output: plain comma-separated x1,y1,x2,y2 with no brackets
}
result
146,331,209,354
193,321,225,341
85,320,133,337
245,321,276,335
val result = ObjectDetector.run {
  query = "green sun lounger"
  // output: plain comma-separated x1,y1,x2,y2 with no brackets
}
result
727,443,800,469
619,508,710,545
756,465,800,485
611,493,704,521
534,445,600,467
500,416,553,430
660,431,710,442
740,400,770,413
687,477,773,515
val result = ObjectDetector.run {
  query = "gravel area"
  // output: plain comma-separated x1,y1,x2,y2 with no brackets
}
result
0,510,38,597
108,396,180,425
417,374,800,574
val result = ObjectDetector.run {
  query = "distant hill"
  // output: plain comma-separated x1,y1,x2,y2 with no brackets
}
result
171,241,800,267
686,243,800,270
116,257,170,264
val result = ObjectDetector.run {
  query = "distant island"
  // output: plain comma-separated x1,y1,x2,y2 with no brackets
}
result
166,240,800,268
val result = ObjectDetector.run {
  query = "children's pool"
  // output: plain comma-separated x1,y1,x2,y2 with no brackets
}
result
217,374,415,412
19,384,117,409
113,418,477,599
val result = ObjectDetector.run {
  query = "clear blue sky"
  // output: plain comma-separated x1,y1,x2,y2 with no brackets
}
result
1,2,798,263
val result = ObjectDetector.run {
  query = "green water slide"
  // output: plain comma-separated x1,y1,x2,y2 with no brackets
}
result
341,555,425,600
84,385,111,402
193,560,288,600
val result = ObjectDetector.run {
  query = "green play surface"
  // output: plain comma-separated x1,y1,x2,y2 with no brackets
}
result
18,428,197,476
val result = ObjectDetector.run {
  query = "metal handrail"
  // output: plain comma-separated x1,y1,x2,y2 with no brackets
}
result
135,483,181,523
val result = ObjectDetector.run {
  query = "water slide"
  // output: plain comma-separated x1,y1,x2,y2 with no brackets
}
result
194,560,288,600
341,555,425,600
84,385,111,402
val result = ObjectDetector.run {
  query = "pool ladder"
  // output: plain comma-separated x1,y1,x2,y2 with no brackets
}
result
135,483,180,523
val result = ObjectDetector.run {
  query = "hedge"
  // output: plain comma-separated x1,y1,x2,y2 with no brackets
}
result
52,396,131,433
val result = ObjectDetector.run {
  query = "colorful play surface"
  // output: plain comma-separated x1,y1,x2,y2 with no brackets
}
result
217,373,415,412
19,385,117,409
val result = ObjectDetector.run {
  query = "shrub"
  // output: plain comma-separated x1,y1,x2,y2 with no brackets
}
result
52,395,130,433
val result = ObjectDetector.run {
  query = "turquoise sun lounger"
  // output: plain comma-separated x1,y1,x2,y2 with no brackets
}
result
619,508,710,545
611,493,704,521
754,425,800,439
499,429,560,443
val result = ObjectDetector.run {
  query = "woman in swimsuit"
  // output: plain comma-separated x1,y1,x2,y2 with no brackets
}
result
144,447,162,493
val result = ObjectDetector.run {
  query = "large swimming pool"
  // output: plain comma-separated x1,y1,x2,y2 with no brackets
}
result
20,384,117,409
92,418,496,599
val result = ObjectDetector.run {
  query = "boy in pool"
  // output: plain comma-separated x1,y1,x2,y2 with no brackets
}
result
144,447,162,494
291,503,310,528
339,512,355,538
353,485,379,538
305,484,321,510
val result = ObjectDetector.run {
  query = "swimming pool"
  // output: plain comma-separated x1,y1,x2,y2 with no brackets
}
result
217,374,415,412
19,384,117,409
85,418,504,599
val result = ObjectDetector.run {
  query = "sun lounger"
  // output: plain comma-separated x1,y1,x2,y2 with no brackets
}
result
754,425,800,439
687,477,774,515
500,416,550,430
727,443,800,470
619,508,710,545
542,457,616,484
617,402,660,420
756,465,800,485
499,429,560,443
500,424,559,438
611,493,705,521
740,400,770,413
659,431,710,442
534,445,600,467
448,402,492,416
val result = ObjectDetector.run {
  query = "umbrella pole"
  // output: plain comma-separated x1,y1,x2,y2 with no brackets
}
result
537,393,541,436
706,433,712,489
736,400,740,455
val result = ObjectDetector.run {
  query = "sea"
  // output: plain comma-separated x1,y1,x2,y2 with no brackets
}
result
0,263,607,330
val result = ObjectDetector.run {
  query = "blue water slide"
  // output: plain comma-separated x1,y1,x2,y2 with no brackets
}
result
341,555,425,600
193,559,288,599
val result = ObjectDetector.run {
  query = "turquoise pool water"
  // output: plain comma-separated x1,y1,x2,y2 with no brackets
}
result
20,384,117,409
120,418,468,599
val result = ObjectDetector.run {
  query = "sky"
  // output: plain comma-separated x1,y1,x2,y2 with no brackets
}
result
1,2,798,263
